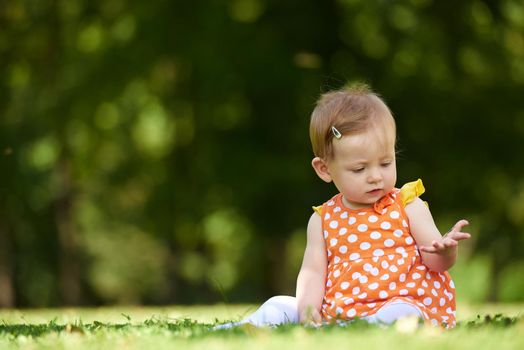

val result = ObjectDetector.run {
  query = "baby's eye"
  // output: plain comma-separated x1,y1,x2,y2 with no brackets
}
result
351,168,365,173
381,162,392,167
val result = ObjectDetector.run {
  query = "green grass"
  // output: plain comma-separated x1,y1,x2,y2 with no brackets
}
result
0,304,523,350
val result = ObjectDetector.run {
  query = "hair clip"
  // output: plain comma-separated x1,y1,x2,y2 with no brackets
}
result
331,126,342,139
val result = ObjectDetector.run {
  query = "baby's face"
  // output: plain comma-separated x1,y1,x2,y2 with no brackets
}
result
327,129,397,209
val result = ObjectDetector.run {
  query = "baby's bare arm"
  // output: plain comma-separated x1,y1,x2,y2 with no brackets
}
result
296,213,327,324
405,198,471,272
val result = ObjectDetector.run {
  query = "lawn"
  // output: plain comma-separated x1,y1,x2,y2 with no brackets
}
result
0,303,522,350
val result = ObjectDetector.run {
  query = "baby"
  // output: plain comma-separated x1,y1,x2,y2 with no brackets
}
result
217,84,471,329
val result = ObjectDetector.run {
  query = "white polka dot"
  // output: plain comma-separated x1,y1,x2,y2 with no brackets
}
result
341,282,350,290
335,292,343,298
395,247,406,254
417,288,425,296
393,229,403,237
359,275,368,283
412,273,421,280
333,270,341,278
323,230,329,239
373,249,384,257
381,260,389,269
389,282,397,290
446,307,453,314
340,212,348,219
358,224,368,232
330,220,339,229
371,268,379,276
406,282,416,288
405,236,414,245
352,287,360,295
397,258,405,265
439,298,446,307
327,279,332,287
432,289,438,297
422,280,428,288
334,256,341,264
423,297,433,306
339,245,348,254
334,206,341,213
380,221,391,230
399,274,406,282
348,234,357,243
384,239,395,247
370,231,381,240
344,298,354,305
380,273,390,281
360,242,371,250
379,291,388,298
338,227,347,235
368,282,379,290
363,263,373,272
350,253,360,260
346,308,356,317
431,319,438,326
402,220,408,227
449,280,455,289
368,215,378,223
348,217,357,225
399,289,408,295
330,238,338,246
324,213,331,220
389,265,398,273
434,281,441,289
389,211,400,219
352,272,361,280
336,307,343,315
367,303,376,308
358,292,367,299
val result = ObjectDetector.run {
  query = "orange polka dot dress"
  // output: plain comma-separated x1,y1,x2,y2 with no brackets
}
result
317,180,456,327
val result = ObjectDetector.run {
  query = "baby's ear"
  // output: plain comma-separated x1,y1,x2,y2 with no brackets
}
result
311,157,332,183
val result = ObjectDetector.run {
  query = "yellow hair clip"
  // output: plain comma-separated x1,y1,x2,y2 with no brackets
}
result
331,126,342,139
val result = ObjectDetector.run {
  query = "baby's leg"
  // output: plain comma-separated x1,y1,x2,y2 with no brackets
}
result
364,301,423,325
214,295,298,329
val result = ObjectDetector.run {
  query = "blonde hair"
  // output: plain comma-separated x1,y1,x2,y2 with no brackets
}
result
309,83,396,159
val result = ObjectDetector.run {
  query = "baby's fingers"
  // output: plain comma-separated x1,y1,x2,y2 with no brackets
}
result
420,241,446,254
450,219,469,233
453,232,471,241
446,231,471,242
419,245,437,253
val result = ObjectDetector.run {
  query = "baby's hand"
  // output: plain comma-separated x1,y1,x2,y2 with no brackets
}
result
419,219,471,254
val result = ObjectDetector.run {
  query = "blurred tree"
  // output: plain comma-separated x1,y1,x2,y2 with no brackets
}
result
0,0,523,307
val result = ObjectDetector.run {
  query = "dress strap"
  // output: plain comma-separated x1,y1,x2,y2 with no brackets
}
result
399,179,425,207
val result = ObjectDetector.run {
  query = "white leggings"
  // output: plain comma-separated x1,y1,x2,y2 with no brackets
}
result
216,295,422,328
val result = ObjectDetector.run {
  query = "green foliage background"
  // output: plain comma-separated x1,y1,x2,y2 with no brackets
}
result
1,0,524,307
